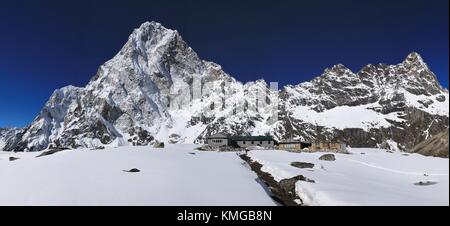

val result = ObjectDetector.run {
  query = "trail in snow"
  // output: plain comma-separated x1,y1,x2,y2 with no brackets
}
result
339,157,449,176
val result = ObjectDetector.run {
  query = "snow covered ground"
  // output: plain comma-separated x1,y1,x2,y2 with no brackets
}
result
290,104,406,131
0,145,276,206
2,145,447,206
248,148,449,206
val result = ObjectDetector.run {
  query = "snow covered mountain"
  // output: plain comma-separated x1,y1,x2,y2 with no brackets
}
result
1,21,448,152
0,128,15,150
278,52,449,151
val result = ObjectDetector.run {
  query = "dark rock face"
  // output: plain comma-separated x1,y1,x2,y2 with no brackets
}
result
411,129,449,158
319,154,336,161
290,162,315,169
100,101,123,123
128,127,154,146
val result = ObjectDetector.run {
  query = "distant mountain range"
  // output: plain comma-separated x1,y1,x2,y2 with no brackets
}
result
1,21,448,154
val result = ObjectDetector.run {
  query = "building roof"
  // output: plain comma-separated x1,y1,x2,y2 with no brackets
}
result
205,133,228,139
206,133,275,141
278,140,312,144
229,136,275,141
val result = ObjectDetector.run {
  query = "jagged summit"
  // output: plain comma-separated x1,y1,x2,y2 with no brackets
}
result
319,51,434,82
127,21,177,40
130,21,179,43
140,21,165,28
404,51,425,63
401,51,430,72
1,22,448,153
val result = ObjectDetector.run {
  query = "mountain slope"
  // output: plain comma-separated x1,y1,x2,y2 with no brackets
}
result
1,21,448,152
411,129,449,158
278,52,449,151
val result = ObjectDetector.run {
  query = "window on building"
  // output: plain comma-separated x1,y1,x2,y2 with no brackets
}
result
260,141,263,145
243,141,246,144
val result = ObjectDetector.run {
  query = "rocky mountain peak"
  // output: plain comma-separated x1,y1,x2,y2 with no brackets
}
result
139,21,166,29
119,21,180,59
1,22,448,154
399,51,431,74
131,21,178,43
404,51,425,65
323,63,354,76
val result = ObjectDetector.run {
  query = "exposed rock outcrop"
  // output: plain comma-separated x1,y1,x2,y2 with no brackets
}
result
410,129,449,158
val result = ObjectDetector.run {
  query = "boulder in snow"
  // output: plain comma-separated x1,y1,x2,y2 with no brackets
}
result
123,168,141,173
290,162,315,169
153,141,165,149
9,157,20,161
319,154,336,161
414,181,437,186
279,175,315,195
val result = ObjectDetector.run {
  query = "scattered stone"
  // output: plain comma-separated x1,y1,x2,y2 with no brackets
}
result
402,153,409,156
290,162,315,169
386,150,394,153
91,146,105,150
189,152,196,155
9,157,20,161
153,141,165,148
414,181,437,186
123,168,141,173
360,152,366,155
319,154,336,161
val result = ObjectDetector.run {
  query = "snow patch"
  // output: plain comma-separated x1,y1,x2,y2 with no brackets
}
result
0,145,277,206
290,104,405,131
248,148,449,206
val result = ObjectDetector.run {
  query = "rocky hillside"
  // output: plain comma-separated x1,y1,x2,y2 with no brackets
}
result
411,129,449,158
278,52,449,151
1,21,448,152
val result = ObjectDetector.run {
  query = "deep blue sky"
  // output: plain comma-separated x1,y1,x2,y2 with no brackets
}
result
0,0,448,127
